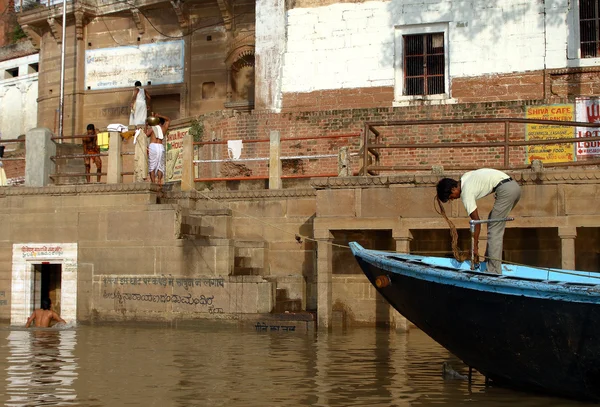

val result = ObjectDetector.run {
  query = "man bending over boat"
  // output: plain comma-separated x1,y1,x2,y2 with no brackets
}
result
436,168,521,274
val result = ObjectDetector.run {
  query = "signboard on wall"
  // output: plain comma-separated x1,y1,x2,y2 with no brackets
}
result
575,97,600,157
525,104,575,163
85,40,184,90
166,126,188,183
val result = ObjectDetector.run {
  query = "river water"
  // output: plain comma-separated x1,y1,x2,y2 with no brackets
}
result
0,323,593,407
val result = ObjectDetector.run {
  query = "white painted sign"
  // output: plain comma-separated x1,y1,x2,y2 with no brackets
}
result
85,40,185,90
575,97,600,157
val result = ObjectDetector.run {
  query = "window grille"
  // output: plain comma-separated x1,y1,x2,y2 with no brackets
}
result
580,0,600,57
403,33,445,96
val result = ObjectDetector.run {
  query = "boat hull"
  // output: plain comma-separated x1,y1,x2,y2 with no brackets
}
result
352,245,600,401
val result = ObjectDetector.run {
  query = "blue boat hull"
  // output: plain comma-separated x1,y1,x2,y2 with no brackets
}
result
350,242,600,401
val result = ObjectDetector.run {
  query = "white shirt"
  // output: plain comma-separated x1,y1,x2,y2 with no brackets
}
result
460,169,510,215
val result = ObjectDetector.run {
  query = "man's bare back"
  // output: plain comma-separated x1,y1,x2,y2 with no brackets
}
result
26,298,66,328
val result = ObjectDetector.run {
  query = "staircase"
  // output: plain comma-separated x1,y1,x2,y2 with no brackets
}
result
53,143,87,185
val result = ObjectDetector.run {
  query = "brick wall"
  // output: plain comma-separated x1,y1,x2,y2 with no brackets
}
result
199,99,565,179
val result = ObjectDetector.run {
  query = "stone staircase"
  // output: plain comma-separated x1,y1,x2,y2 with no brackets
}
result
178,205,305,315
274,287,302,313
53,143,87,185
180,208,267,276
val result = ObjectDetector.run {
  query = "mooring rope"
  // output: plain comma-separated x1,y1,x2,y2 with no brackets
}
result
433,195,471,262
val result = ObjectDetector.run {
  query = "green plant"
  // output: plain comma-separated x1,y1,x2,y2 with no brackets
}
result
189,119,204,142
11,25,26,43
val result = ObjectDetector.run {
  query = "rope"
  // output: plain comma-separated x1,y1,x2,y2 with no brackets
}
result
433,195,470,262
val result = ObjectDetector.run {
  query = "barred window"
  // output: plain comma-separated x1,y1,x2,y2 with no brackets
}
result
580,0,600,57
403,33,445,96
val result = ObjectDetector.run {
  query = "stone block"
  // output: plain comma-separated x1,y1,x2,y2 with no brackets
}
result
77,212,108,242
107,210,176,241
286,198,316,217
564,184,600,215
316,189,356,217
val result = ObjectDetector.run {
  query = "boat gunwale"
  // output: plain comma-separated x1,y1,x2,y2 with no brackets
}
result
349,242,600,304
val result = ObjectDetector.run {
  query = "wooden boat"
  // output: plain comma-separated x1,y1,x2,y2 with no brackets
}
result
349,241,600,401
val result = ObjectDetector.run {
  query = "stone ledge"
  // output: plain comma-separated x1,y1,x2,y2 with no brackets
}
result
0,182,161,196
310,170,600,189
164,188,317,200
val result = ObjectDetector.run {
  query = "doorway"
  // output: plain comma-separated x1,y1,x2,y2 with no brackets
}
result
11,243,78,326
33,264,62,315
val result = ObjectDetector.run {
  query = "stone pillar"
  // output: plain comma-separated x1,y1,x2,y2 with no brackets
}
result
392,228,412,331
25,127,56,187
559,226,577,270
181,132,194,191
107,131,122,184
315,228,333,330
269,130,282,189
393,229,413,253
255,0,285,111
338,146,350,176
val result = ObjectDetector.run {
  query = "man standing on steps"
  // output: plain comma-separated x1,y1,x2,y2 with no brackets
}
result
82,124,102,183
146,113,170,184
436,168,521,274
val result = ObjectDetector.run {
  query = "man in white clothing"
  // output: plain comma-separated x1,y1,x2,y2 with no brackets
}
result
436,168,521,274
146,113,170,184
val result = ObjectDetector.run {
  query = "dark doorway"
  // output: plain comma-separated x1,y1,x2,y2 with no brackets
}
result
34,264,62,315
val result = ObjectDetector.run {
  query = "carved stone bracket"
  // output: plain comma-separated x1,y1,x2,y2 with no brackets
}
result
47,17,62,44
170,0,187,29
131,8,145,35
20,24,41,49
216,0,233,31
74,10,84,40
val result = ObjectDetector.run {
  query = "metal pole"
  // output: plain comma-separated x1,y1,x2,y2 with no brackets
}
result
58,0,67,140
469,217,515,270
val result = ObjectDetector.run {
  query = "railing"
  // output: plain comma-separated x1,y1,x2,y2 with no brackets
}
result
360,118,600,175
193,133,361,183
15,0,70,12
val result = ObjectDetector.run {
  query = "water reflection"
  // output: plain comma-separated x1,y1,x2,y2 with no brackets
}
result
5,329,77,406
0,325,595,406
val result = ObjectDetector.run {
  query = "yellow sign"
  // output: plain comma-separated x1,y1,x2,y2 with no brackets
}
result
166,126,188,182
526,104,575,163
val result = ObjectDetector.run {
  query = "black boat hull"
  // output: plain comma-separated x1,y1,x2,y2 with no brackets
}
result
355,256,600,401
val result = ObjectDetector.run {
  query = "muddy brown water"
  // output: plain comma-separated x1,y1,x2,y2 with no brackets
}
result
0,323,593,406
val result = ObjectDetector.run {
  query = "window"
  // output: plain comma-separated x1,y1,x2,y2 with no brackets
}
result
28,63,39,73
394,23,449,104
4,68,18,79
403,33,445,96
580,0,600,57
568,0,600,63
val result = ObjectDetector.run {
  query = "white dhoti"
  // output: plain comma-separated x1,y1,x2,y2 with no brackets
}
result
133,129,148,182
0,165,6,186
129,88,148,126
148,143,165,175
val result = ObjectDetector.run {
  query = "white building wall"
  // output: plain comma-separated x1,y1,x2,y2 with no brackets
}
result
0,54,39,140
281,0,574,94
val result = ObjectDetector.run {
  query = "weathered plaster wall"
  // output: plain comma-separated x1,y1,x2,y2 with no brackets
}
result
281,0,569,94
0,53,38,139
255,0,285,111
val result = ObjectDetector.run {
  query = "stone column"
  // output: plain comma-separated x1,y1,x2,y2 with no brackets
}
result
25,127,56,187
255,0,285,111
107,131,122,184
315,228,333,330
559,226,577,270
269,130,282,189
181,132,194,191
393,229,413,253
392,228,412,331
